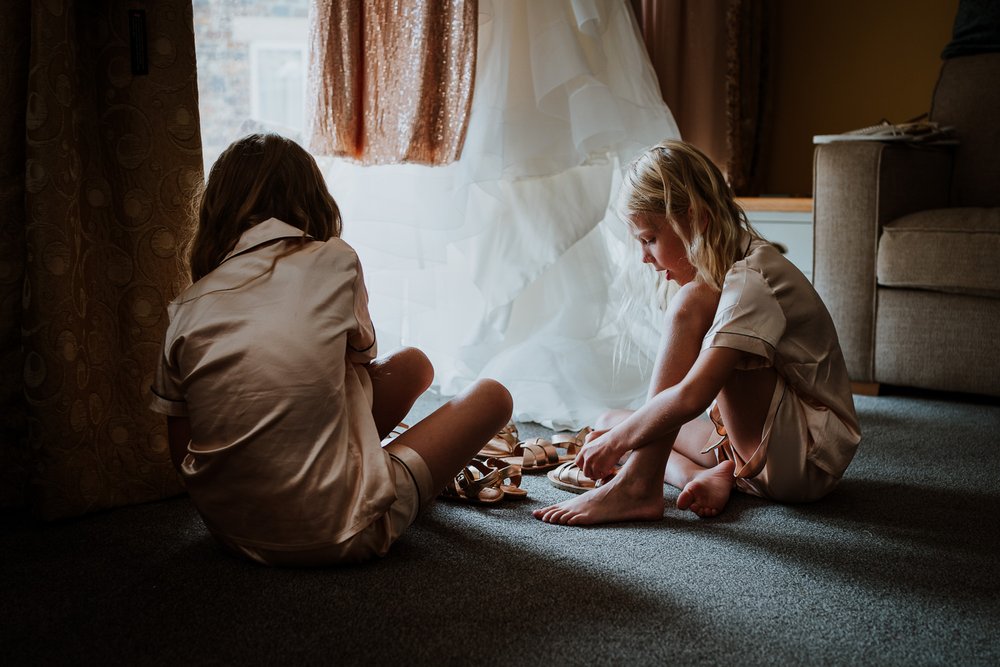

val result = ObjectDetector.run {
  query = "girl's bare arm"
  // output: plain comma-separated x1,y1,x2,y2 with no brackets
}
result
577,345,744,480
167,416,192,474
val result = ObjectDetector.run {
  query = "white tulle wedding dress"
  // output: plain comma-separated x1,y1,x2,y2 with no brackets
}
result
319,0,680,429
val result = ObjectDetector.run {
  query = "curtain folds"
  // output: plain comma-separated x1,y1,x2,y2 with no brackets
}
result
307,0,478,165
631,0,729,171
631,0,772,194
0,1,32,511
1,1,203,519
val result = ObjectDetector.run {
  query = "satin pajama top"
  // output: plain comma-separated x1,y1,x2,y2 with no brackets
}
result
702,236,862,478
150,218,394,550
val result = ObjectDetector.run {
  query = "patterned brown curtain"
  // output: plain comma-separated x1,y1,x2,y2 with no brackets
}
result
0,1,203,519
630,0,772,195
0,1,32,512
307,0,478,165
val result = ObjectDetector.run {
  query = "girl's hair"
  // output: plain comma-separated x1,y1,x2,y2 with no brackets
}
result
187,133,342,282
617,139,759,290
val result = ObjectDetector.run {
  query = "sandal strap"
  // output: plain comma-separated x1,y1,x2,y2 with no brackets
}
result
483,457,522,488
473,457,526,500
550,426,592,456
559,461,591,486
552,460,602,489
456,460,502,498
519,439,559,467
478,428,519,458
498,421,519,439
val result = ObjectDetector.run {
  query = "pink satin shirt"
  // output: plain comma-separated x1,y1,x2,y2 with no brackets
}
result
150,218,395,550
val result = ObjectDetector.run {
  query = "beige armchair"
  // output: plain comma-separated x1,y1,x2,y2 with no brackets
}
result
812,53,1000,398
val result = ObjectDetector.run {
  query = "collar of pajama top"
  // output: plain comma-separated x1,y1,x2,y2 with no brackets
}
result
221,217,314,263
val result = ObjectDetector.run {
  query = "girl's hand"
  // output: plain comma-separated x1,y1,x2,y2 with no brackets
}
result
575,428,624,481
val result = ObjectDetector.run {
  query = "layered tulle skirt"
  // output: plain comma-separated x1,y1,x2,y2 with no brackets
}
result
320,0,680,428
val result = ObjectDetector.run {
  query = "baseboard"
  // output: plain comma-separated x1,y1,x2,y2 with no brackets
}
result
851,381,881,396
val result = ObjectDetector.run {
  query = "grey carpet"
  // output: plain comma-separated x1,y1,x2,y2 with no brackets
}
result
3,392,999,666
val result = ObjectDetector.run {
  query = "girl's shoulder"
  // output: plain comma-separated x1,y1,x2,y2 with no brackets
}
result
674,278,720,303
296,236,358,262
317,235,360,257
304,235,364,269
735,238,807,285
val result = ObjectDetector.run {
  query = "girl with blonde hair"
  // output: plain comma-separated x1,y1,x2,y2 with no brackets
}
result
536,140,861,525
151,134,512,565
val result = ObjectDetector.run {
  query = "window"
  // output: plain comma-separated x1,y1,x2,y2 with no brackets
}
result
193,1,309,171
248,42,305,131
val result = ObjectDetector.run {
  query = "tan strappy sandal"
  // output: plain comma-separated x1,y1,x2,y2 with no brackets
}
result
439,459,505,505
548,461,597,493
477,456,528,499
478,422,562,472
547,459,619,494
550,426,592,458
509,437,565,472
477,421,520,459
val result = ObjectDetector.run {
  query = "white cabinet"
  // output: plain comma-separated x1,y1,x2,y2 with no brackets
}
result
737,198,813,282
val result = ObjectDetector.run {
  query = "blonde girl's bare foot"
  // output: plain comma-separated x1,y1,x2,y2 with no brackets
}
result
676,460,736,518
532,474,664,526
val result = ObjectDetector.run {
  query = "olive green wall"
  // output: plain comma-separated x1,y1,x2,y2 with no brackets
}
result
763,0,959,196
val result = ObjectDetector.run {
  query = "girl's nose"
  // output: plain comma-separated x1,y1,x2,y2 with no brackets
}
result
641,251,653,264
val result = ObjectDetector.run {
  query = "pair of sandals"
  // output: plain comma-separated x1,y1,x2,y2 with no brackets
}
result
390,421,605,505
441,421,565,505
504,424,620,495
460,422,598,500
442,422,595,504
477,422,592,473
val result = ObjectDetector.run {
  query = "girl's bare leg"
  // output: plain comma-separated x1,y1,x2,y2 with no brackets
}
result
367,346,513,493
668,365,779,515
534,419,732,524
715,366,778,461
367,347,435,440
535,282,732,525
535,373,778,525
389,379,512,493
669,419,736,518
595,410,729,502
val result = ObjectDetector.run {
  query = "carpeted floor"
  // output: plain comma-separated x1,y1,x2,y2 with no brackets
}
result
3,390,999,666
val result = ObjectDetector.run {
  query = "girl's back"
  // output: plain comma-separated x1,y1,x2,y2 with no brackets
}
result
151,133,515,565
155,218,395,550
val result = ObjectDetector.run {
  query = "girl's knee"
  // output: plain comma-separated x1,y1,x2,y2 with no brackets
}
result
394,346,433,388
663,281,720,337
594,409,632,431
467,378,513,421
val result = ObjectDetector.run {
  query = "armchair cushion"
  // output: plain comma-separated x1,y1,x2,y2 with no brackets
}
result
877,207,1000,297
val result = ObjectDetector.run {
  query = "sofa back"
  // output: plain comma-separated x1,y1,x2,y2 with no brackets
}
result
930,52,1000,207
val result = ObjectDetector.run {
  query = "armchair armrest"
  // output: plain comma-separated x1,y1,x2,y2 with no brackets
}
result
812,142,953,382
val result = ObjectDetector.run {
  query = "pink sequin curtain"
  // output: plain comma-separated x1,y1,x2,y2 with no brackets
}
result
307,0,478,165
